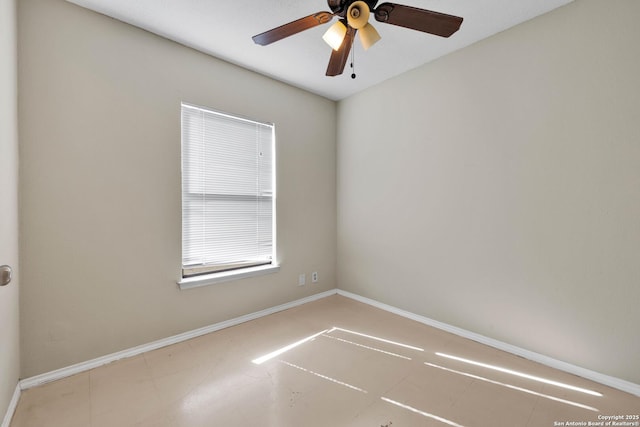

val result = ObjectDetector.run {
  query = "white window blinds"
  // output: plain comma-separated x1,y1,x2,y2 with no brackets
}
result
181,103,275,277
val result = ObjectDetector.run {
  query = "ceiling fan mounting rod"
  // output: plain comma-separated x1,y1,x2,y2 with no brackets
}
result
328,0,378,17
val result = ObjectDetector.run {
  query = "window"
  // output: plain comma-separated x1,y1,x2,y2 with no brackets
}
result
180,103,276,286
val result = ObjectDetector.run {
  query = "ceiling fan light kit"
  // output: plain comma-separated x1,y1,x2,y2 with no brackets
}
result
323,20,348,50
347,1,381,50
252,0,463,77
347,1,370,29
358,23,381,50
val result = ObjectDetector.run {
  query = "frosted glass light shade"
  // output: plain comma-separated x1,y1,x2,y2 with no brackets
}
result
323,21,347,51
359,23,381,50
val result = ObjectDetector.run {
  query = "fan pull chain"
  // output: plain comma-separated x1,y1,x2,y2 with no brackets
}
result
350,46,356,79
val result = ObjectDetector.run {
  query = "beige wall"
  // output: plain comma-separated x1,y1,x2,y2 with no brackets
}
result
0,0,20,418
18,0,336,377
337,0,640,384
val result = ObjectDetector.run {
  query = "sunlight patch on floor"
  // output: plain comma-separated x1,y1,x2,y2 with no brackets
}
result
333,327,425,352
321,334,412,360
425,362,599,412
381,397,466,427
279,360,368,394
436,352,603,397
251,328,332,365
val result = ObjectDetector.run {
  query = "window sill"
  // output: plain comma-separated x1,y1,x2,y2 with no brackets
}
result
178,264,280,290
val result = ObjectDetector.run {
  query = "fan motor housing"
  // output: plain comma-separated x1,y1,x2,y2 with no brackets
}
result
328,0,378,17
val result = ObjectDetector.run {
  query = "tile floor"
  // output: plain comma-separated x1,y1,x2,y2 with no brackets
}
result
10,295,640,426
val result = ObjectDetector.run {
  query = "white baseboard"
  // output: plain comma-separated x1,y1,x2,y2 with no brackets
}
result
20,289,337,390
17,287,640,399
337,289,640,397
1,384,21,427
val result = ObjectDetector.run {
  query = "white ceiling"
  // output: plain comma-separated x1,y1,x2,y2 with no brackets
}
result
65,0,573,101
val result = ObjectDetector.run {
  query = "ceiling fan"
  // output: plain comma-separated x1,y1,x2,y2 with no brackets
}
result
252,0,463,77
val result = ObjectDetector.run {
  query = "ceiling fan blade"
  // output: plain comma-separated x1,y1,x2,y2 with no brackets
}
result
252,12,334,46
326,25,356,76
374,3,463,38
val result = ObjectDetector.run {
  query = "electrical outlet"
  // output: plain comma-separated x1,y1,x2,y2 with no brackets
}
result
311,272,318,283
298,273,306,286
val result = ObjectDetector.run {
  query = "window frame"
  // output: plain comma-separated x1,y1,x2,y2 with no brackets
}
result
178,103,279,289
